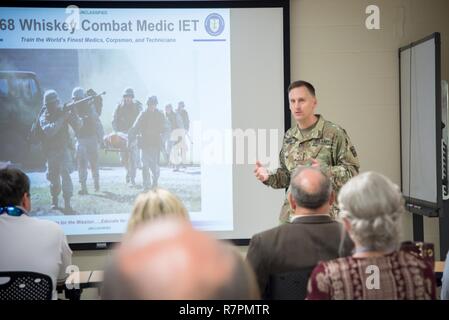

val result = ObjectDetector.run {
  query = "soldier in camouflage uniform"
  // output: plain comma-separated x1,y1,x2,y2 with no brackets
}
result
72,87,104,195
129,96,166,190
39,90,81,214
254,80,359,223
172,101,190,171
112,88,142,186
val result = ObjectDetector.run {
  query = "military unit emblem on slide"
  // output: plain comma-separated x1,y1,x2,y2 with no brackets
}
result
204,13,225,36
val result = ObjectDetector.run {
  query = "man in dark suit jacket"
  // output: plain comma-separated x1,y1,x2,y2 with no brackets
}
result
246,166,354,298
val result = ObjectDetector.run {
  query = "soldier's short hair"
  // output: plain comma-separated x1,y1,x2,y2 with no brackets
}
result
290,166,331,209
288,80,316,96
0,167,30,207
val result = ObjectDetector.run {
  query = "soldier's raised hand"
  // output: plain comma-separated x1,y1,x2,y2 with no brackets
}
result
254,160,269,182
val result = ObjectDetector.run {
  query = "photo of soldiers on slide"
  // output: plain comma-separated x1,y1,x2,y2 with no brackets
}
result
128,95,166,190
2,49,202,216
1,71,46,170
177,100,190,132
86,88,103,117
172,101,191,172
38,90,81,214
111,87,142,186
163,103,184,167
71,87,105,195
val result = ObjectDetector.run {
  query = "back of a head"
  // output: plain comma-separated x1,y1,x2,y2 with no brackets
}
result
211,246,260,300
103,218,259,300
127,188,189,233
290,166,332,210
0,167,30,207
338,171,405,251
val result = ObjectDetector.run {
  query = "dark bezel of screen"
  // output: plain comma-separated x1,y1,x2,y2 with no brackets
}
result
4,0,291,250
398,32,442,218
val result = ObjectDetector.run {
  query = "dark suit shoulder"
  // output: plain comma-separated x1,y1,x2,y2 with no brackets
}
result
251,224,284,242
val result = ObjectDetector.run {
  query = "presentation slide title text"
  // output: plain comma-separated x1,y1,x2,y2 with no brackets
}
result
0,18,200,34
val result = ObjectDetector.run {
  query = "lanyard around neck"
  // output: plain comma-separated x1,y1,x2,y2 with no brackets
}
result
0,206,26,217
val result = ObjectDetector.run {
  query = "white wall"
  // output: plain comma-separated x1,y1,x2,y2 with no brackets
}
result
291,0,449,258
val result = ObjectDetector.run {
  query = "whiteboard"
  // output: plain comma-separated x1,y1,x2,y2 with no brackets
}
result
400,33,441,213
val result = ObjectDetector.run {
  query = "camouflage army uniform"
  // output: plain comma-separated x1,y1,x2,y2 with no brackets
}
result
163,109,183,164
129,106,166,189
75,100,104,193
39,105,81,208
112,100,142,184
264,115,360,222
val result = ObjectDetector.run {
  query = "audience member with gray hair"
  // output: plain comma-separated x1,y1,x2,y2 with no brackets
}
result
246,166,353,298
307,171,436,300
102,218,260,300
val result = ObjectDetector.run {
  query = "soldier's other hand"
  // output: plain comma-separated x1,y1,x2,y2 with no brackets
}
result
311,158,321,168
254,160,269,182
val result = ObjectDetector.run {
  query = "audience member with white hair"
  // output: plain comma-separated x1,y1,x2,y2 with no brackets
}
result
306,172,436,300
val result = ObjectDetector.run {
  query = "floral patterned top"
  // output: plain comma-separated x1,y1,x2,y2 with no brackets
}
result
306,250,436,300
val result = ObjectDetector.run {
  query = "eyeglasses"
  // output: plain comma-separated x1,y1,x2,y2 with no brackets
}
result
0,206,25,216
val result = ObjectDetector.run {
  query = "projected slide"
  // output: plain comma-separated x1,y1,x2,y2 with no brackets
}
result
0,7,233,235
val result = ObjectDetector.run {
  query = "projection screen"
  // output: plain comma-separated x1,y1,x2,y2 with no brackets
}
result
0,1,290,245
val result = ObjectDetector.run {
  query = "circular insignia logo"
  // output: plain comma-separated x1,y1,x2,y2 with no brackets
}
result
204,13,225,36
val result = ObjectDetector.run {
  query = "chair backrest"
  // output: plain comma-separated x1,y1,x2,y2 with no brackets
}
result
0,271,53,300
400,241,435,267
265,266,315,300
